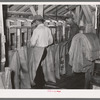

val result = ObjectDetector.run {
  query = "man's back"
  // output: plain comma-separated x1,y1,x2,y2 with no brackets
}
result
30,24,53,47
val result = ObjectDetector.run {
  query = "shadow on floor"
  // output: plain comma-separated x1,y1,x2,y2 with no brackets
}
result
31,73,85,89
56,73,85,89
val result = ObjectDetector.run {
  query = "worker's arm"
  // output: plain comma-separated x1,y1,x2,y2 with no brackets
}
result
30,29,38,47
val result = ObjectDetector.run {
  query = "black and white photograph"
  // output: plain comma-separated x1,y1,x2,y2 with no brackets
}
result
0,3,100,93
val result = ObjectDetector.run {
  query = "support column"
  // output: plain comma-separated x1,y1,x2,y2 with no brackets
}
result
0,4,5,89
30,6,37,16
38,5,43,16
0,4,5,71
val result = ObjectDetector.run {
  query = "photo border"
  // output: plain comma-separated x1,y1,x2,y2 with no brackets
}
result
0,0,100,99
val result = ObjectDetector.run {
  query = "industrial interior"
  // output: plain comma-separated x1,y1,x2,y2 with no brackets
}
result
0,4,100,89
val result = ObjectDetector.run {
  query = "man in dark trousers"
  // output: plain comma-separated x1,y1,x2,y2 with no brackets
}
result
65,13,79,76
29,15,53,89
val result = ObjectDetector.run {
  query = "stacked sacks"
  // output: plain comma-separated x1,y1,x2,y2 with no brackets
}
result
69,33,100,73
9,46,31,89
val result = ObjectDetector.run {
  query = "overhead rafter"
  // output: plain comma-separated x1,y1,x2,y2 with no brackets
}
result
8,11,32,16
57,6,68,14
25,8,31,12
89,5,96,11
18,5,30,12
59,5,78,15
8,5,13,8
30,6,37,16
45,5,60,14
44,5,57,13
81,5,92,24
7,11,65,19
9,5,20,11
38,5,43,16
44,5,51,10
24,6,34,12
75,6,80,24
8,5,83,21
15,5,24,11
47,5,66,14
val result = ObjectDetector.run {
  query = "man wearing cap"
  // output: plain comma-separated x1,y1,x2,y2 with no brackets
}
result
28,15,53,89
65,13,79,76
65,13,79,50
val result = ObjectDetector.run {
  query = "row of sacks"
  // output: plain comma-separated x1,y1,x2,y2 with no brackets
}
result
0,67,12,89
8,43,67,89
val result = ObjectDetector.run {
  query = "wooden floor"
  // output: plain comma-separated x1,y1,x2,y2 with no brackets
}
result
56,73,85,89
32,73,85,89
31,55,86,89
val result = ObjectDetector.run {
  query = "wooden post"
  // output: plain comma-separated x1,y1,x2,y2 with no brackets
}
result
38,5,43,16
0,5,6,71
81,5,92,24
30,6,37,16
16,28,21,49
0,34,1,70
75,6,80,25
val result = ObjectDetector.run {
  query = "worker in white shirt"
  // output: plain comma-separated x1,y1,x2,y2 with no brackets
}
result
29,15,53,89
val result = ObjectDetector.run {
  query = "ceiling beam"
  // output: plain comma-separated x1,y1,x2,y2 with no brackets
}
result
29,6,37,16
57,6,68,14
46,5,66,14
44,5,51,10
18,5,30,12
45,5,60,14
44,5,57,13
7,11,66,19
59,5,78,15
9,5,20,11
15,5,24,11
25,8,31,12
38,5,43,16
8,11,33,16
81,5,92,24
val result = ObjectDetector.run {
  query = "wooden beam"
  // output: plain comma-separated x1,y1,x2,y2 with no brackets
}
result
45,14,65,19
44,13,65,17
57,6,67,14
29,6,37,16
45,5,66,15
89,5,96,11
9,5,20,11
15,5,24,11
85,5,93,20
38,5,43,16
0,5,5,73
79,7,83,21
8,11,33,16
81,5,92,24
45,5,57,13
45,5,60,14
59,5,78,15
75,6,80,24
18,5,30,12
7,11,66,20
58,9,68,15
44,5,51,10
51,5,66,14
25,8,31,12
